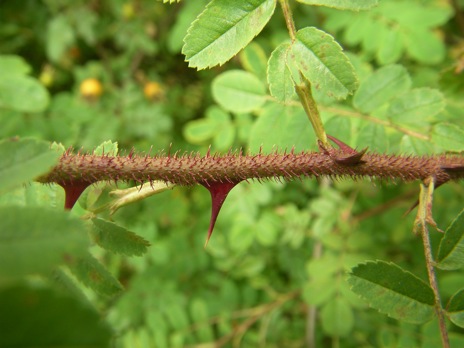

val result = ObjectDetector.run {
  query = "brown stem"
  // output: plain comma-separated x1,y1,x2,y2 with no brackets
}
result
278,0,297,42
37,150,464,187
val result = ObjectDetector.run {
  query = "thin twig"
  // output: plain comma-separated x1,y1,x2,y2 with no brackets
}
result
306,242,323,348
278,0,297,42
322,106,430,141
414,181,450,348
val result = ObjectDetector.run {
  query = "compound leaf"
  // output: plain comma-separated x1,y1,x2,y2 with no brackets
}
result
348,261,435,324
182,0,276,69
292,27,358,99
437,209,464,270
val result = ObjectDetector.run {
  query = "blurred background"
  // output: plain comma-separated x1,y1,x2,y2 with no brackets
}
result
1,0,463,347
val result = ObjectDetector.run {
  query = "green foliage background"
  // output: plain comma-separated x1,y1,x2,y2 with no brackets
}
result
1,0,464,347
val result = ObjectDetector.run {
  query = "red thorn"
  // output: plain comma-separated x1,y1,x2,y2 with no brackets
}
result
200,181,240,247
335,148,368,166
59,181,91,210
327,135,357,154
325,135,367,165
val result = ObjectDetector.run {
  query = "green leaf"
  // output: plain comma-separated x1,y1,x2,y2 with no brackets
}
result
146,311,169,348
0,206,88,278
189,298,214,342
297,0,378,11
254,211,280,246
303,278,337,306
320,297,354,337
91,218,150,257
447,289,464,328
240,42,268,79
184,119,218,144
400,135,434,155
353,65,411,113
69,254,123,297
267,43,296,103
356,123,388,152
93,140,119,156
228,220,255,253
182,0,276,69
213,121,235,150
184,106,235,149
0,75,50,112
0,55,31,76
431,123,464,152
248,103,315,152
437,209,464,270
292,27,358,99
164,302,190,331
388,88,445,125
167,0,208,53
46,14,75,63
0,138,60,194
405,28,445,65
324,116,352,146
0,284,112,347
212,70,266,113
348,261,435,324
0,182,64,209
377,27,404,65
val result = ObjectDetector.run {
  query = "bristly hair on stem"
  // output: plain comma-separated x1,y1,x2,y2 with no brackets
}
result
38,145,464,188
36,137,464,244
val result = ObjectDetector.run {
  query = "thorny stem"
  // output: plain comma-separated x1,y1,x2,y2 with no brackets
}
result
415,181,450,348
278,0,328,145
38,150,464,187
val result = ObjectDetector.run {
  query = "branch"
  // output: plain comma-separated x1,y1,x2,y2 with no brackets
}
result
38,146,464,187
